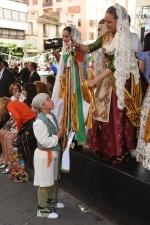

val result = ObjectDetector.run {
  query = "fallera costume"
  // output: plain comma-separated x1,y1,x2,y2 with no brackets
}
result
136,84,150,170
51,26,89,172
87,4,147,162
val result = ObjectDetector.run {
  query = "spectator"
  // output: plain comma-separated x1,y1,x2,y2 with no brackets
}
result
34,81,51,97
0,57,15,105
138,33,150,81
46,75,56,93
23,83,37,107
20,62,30,85
28,62,40,83
13,66,21,83
9,82,25,102
49,62,58,76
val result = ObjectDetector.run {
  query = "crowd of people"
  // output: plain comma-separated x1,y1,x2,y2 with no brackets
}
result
0,2,150,220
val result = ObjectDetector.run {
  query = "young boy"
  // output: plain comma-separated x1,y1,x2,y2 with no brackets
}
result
32,93,64,219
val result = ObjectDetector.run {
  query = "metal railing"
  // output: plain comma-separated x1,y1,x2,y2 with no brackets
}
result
43,2,53,7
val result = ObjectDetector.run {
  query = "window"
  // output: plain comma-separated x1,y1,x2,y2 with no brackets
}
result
143,6,150,17
68,6,81,13
89,20,95,27
12,11,19,21
27,38,37,48
43,24,47,36
0,28,24,39
33,0,38,4
32,38,37,48
4,9,11,20
0,8,3,18
3,29,9,35
28,22,33,35
20,12,26,22
56,8,62,12
78,19,81,27
10,30,17,35
27,38,31,44
26,0,29,5
89,32,94,40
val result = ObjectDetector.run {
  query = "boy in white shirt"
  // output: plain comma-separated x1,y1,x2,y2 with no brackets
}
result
32,93,64,219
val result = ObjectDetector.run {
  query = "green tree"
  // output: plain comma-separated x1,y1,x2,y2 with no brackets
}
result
0,41,5,52
5,43,18,61
22,43,33,58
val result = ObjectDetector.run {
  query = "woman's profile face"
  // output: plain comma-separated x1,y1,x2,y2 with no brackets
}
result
97,24,106,36
23,89,27,97
104,13,117,34
62,30,72,44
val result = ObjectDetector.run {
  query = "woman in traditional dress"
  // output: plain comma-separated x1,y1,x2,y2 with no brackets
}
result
51,26,89,171
73,3,145,164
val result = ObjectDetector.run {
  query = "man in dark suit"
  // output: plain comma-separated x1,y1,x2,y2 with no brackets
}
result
28,62,40,83
0,57,15,129
0,57,15,98
20,62,30,85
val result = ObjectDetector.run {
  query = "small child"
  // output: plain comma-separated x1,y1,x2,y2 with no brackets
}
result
32,93,64,219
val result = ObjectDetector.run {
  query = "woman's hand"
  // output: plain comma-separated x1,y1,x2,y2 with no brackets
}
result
72,39,80,48
14,92,20,101
87,78,97,88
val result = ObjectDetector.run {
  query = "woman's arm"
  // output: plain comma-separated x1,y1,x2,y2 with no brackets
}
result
73,36,102,53
139,60,145,74
88,68,112,87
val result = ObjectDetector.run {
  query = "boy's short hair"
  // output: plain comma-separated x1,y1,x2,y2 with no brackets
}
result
46,75,55,86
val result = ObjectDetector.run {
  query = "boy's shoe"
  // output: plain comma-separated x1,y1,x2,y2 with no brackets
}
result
47,199,65,209
37,206,58,219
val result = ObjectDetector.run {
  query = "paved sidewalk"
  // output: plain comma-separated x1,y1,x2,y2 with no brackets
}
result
0,169,115,225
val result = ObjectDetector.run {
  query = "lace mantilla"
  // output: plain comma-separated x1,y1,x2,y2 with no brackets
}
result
93,24,107,77
136,87,150,169
113,3,140,110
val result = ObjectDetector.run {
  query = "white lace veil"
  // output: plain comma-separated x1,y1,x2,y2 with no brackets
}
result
94,21,107,77
51,26,88,125
112,3,140,110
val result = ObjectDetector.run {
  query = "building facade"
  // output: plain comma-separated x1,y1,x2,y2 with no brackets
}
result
0,0,28,48
25,0,136,53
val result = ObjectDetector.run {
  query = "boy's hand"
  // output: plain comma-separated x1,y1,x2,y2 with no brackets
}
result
57,128,64,139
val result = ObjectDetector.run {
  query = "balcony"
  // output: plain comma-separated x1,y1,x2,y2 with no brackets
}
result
10,0,26,3
43,2,53,7
0,33,25,40
25,31,38,36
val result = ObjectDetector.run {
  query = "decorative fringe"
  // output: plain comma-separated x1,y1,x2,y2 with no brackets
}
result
144,109,150,142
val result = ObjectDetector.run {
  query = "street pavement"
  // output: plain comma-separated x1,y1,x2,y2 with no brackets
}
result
0,168,115,225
